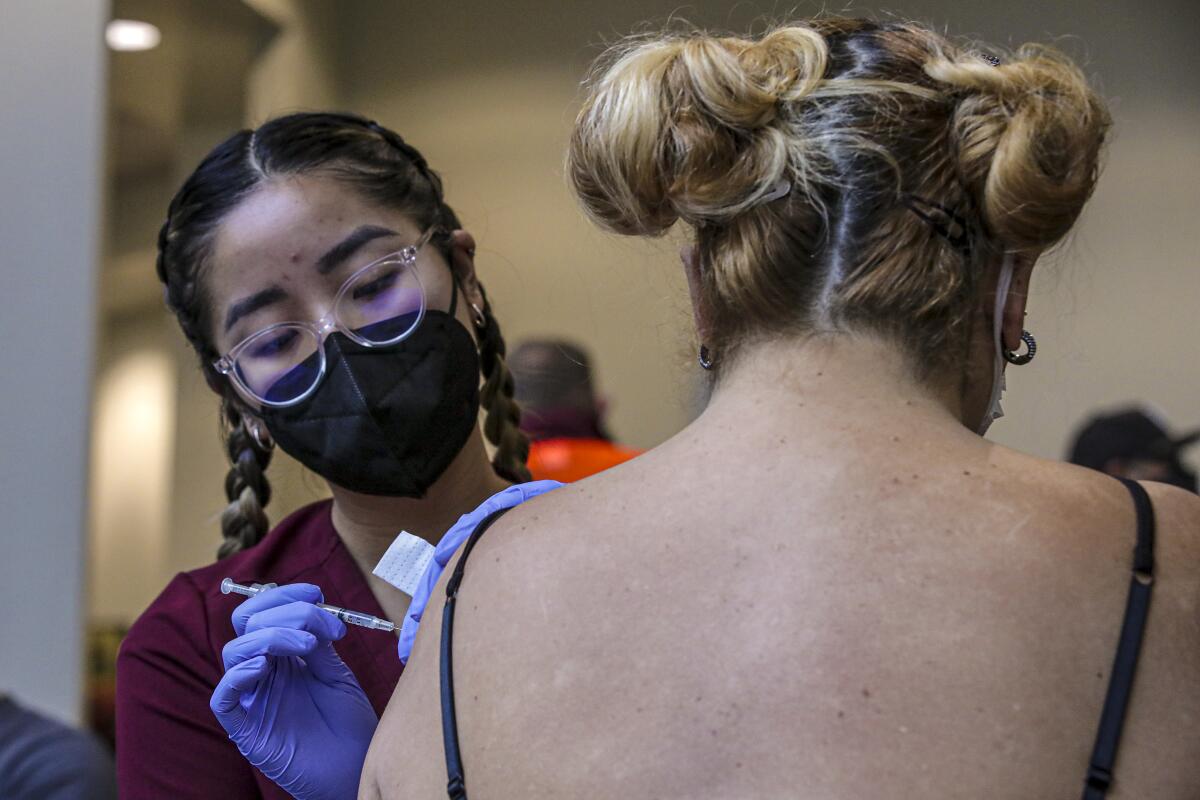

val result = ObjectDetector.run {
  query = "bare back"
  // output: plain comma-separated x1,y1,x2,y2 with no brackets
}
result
362,398,1200,799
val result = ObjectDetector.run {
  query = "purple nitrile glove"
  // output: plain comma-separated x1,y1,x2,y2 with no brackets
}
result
397,480,563,663
210,583,377,800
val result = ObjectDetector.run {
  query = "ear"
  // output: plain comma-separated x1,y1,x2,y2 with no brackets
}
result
1000,254,1036,353
448,229,485,313
680,244,711,343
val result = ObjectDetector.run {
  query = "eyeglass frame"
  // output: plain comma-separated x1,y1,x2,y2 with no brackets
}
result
212,225,443,408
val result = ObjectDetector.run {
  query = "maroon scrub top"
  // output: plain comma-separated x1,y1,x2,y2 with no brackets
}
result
115,499,404,799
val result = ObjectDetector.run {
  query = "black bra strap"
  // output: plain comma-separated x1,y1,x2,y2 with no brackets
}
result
1081,478,1156,799
441,507,513,800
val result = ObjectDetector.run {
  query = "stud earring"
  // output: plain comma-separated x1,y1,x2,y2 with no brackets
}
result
698,345,714,370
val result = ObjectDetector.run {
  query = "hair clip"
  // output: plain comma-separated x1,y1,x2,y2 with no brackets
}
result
759,179,792,205
901,193,972,256
981,53,1001,67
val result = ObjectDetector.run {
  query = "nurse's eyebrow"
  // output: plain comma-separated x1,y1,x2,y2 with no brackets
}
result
316,225,399,275
224,285,287,334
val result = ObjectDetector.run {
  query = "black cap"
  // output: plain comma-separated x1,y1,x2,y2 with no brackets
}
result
1068,408,1198,469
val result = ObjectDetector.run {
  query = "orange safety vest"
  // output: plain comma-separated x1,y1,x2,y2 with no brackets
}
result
526,437,642,483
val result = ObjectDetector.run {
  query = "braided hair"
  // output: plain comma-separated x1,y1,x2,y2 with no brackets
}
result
475,283,531,483
156,112,530,559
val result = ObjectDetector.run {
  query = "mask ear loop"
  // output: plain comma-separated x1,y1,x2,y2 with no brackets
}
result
978,254,1015,435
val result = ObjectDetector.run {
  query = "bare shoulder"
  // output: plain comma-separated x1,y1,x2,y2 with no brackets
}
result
1032,454,1200,570
360,538,454,798
360,482,600,800
1007,451,1199,596
460,457,653,560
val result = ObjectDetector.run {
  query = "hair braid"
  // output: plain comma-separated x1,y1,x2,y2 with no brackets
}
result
217,395,274,559
475,284,531,483
366,122,443,199
364,119,464,253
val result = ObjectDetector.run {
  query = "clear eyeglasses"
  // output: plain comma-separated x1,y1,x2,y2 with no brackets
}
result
213,229,437,407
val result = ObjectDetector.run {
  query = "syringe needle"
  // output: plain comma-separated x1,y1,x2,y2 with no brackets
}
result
221,578,397,635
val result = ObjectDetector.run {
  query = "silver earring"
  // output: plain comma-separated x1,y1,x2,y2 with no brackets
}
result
248,421,274,451
1003,330,1037,365
470,302,486,329
698,344,714,370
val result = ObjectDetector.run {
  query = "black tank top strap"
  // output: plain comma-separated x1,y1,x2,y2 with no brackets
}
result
1081,478,1156,799
440,506,513,800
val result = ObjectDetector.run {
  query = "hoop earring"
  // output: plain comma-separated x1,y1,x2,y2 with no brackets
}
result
1003,330,1037,365
698,345,714,371
469,302,486,329
248,421,274,452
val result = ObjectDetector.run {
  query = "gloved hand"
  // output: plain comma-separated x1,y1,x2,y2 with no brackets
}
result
210,583,378,800
397,479,563,663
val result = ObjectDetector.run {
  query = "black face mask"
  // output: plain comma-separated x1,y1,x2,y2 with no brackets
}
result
260,303,481,498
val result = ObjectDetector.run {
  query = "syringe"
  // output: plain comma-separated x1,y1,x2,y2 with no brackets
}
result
221,578,397,635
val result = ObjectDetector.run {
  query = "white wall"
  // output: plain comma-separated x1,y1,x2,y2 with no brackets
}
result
0,0,107,724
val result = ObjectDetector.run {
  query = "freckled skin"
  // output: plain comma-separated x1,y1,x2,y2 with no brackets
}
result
362,337,1200,793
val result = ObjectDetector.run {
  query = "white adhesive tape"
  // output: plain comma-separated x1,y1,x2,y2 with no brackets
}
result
373,531,436,597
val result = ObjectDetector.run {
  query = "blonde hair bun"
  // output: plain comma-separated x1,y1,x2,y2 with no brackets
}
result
569,26,829,236
569,18,1110,370
926,44,1110,250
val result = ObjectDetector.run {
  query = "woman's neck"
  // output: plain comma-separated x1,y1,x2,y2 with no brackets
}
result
697,333,975,440
328,429,511,576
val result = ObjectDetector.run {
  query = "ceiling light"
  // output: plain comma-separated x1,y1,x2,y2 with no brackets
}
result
105,20,161,52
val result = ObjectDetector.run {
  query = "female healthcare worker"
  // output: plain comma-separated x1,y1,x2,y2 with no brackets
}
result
114,112,550,800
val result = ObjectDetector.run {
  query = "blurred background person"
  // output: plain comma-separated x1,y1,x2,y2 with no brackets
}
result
0,692,117,800
510,338,642,482
1068,406,1198,491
